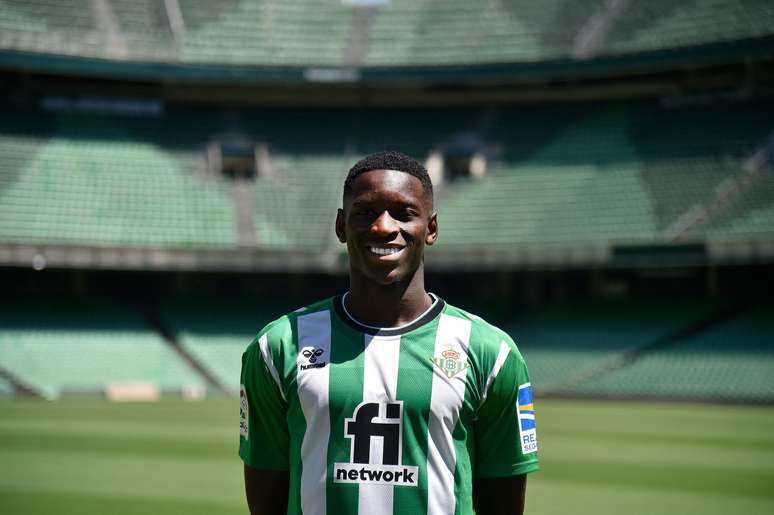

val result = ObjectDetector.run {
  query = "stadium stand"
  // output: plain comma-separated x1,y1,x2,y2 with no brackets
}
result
437,101,774,247
0,0,98,57
605,0,774,56
0,101,772,250
509,299,715,393
0,299,206,398
706,170,774,240
180,0,352,66
439,107,654,245
0,0,771,416
160,299,298,392
253,153,350,248
108,0,177,60
2,296,771,401
364,0,561,65
1,0,772,68
0,110,236,247
572,304,774,402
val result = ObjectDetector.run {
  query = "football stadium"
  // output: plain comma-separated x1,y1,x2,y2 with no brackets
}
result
1,1,773,514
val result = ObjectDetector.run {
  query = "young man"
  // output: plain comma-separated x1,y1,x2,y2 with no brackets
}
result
239,151,539,515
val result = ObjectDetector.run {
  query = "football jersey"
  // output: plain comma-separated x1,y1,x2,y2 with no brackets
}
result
239,294,539,515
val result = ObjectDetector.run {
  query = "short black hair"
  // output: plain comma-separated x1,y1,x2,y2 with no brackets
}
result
344,151,433,202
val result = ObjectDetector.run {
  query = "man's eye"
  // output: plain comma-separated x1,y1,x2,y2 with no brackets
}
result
393,209,416,221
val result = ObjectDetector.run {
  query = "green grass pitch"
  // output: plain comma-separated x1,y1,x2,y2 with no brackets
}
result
0,398,772,514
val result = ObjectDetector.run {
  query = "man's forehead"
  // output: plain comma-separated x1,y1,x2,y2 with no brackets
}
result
345,169,431,205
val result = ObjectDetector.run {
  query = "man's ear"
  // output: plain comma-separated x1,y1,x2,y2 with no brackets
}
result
335,208,346,243
425,212,438,246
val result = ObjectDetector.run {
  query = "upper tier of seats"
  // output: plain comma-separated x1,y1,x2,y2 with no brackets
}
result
437,102,774,247
0,100,771,251
0,0,772,68
0,111,235,248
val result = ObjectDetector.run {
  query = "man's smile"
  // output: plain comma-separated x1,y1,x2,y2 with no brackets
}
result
367,245,406,258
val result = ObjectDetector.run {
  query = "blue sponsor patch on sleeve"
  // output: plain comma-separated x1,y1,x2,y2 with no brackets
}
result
516,383,537,454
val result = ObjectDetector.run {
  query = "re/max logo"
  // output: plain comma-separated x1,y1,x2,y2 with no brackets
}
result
521,430,537,454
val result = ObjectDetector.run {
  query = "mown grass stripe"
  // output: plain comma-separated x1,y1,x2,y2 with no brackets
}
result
0,398,772,515
0,486,245,515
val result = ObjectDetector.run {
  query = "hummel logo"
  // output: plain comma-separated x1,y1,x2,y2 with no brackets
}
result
299,347,327,370
302,348,324,363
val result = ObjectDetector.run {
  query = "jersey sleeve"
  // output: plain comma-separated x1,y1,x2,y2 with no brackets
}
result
239,331,290,470
474,340,539,478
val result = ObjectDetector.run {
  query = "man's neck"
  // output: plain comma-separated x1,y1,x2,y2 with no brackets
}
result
345,268,432,328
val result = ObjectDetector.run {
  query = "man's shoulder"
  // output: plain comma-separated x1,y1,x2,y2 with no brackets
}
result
246,296,336,353
441,301,518,351
440,301,530,380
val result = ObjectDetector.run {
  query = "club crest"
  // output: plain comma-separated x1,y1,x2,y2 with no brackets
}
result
431,349,469,378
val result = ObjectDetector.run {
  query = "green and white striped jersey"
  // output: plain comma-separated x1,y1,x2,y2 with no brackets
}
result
239,294,539,515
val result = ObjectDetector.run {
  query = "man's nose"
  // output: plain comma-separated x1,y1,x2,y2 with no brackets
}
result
370,210,399,235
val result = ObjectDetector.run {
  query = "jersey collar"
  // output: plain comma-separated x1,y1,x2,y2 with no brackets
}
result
334,292,445,336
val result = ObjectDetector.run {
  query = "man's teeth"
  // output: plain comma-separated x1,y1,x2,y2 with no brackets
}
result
370,247,402,256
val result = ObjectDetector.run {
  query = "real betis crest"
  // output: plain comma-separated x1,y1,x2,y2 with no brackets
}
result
431,349,469,378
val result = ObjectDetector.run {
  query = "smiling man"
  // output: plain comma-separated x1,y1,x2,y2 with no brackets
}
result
239,151,539,515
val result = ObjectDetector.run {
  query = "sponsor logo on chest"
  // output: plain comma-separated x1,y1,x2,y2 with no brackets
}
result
333,401,419,487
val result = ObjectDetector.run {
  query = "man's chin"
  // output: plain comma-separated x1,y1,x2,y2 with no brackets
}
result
365,265,420,288
368,271,403,287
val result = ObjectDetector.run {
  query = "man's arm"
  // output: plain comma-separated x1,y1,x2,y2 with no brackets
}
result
244,464,289,515
473,474,527,515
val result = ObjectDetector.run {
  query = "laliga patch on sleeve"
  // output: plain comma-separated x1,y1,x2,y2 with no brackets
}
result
239,384,249,439
516,383,537,454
